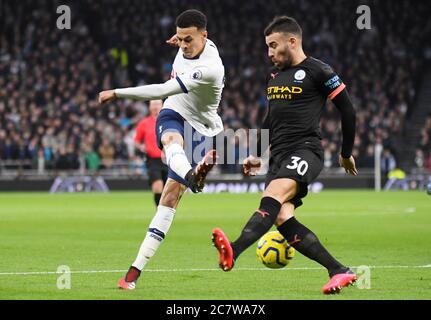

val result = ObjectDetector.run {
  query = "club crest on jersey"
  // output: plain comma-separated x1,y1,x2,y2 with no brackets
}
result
191,70,203,80
294,70,306,81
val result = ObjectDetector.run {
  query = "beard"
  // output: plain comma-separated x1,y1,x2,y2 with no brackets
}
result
280,52,293,69
274,50,293,70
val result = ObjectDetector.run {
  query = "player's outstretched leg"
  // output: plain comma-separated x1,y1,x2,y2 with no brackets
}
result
212,197,281,271
118,203,175,290
186,149,218,193
276,206,357,294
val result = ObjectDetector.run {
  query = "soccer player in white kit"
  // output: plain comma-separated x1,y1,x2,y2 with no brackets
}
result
98,9,225,289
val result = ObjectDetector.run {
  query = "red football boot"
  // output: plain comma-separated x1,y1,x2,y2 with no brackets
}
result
118,277,136,290
322,270,357,294
118,266,141,290
212,228,234,271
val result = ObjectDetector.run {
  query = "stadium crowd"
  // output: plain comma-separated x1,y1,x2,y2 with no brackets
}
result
1,0,431,174
416,114,431,171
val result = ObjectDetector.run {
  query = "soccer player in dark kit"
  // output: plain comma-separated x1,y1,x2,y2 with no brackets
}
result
212,16,358,294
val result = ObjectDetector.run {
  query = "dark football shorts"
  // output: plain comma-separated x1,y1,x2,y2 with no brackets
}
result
146,157,168,186
156,108,214,187
265,149,324,209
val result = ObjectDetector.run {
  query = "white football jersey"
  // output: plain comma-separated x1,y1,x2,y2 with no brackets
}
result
163,39,225,137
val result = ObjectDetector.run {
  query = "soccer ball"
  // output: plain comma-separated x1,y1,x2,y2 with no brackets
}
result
256,231,295,269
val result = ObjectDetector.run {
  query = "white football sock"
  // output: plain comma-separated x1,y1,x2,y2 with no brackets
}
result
164,143,192,179
132,205,176,270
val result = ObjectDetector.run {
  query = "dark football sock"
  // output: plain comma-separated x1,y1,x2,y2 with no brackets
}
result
154,193,162,206
125,266,141,282
231,197,281,261
277,217,348,277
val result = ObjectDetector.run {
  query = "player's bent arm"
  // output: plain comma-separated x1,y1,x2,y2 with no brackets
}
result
114,78,184,100
331,89,356,159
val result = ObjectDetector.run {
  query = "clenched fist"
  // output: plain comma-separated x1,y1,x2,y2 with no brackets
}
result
166,35,179,47
243,156,262,176
98,90,116,104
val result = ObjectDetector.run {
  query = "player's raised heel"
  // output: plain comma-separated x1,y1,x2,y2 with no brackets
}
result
212,228,234,272
321,271,357,294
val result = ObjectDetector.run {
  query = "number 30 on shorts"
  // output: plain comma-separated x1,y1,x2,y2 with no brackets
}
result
286,156,309,176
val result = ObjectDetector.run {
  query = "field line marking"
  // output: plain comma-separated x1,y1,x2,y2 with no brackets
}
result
0,264,430,276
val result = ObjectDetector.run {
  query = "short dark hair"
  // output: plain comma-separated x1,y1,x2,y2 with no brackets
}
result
176,9,207,30
264,16,302,38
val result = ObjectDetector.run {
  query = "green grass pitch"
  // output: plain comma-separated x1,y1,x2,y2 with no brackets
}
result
0,191,430,300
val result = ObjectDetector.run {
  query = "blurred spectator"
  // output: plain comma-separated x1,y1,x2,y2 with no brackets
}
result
358,145,374,168
425,152,431,171
381,149,397,175
84,145,101,171
54,149,67,170
99,138,115,169
384,167,408,191
419,114,431,162
34,149,46,174
55,146,79,171
414,149,425,171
